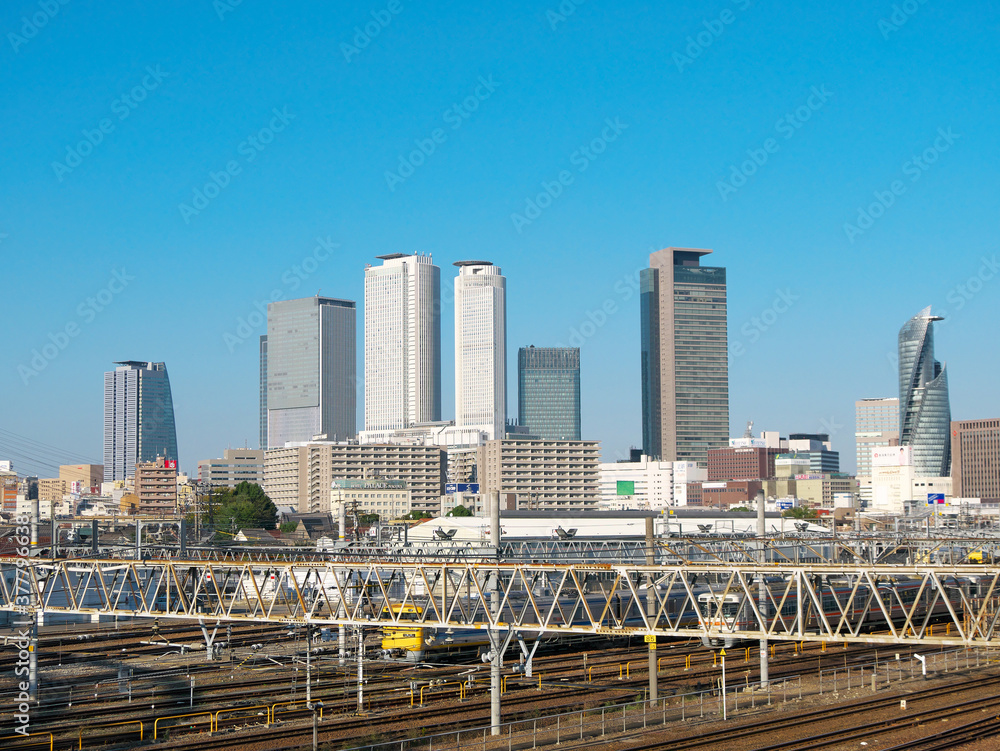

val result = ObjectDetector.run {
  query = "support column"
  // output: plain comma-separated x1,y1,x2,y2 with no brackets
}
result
491,491,501,736
179,518,187,558
757,493,768,688
91,519,99,556
645,516,657,706
28,603,38,702
339,626,346,666
356,627,364,713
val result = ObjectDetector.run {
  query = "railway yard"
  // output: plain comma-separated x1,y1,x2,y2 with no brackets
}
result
3,617,1000,750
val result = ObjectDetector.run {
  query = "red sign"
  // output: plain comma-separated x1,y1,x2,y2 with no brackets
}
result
164,459,177,469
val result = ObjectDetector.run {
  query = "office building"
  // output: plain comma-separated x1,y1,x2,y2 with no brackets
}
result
134,456,178,514
362,254,441,442
264,442,446,515
198,449,265,489
331,479,412,520
640,247,729,464
855,398,900,478
598,455,706,509
517,346,581,441
707,439,779,482
103,361,179,481
951,419,1000,502
265,296,356,448
898,307,951,477
476,438,600,511
259,335,268,450
454,261,506,441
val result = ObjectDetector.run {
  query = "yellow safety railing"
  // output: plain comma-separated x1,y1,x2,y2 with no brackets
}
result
79,720,143,748
153,712,213,740
271,701,320,723
1,732,53,750
215,705,275,729
414,681,465,706
821,641,826,652
712,651,719,667
587,665,596,682
500,674,542,693
744,647,752,662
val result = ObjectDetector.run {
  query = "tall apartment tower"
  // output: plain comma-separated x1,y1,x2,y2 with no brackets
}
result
855,397,899,477
259,335,268,450
103,361,179,481
518,346,581,440
363,254,441,440
640,248,729,465
265,296,356,448
898,306,951,477
454,261,506,441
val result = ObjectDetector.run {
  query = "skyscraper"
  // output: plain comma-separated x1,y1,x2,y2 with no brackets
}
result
454,261,506,441
855,397,899,477
363,254,441,439
518,346,581,440
103,361,178,481
266,296,356,448
898,306,951,477
259,335,268,450
640,248,729,464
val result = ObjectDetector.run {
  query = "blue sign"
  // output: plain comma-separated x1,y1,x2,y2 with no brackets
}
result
445,483,480,494
927,493,945,505
776,501,793,511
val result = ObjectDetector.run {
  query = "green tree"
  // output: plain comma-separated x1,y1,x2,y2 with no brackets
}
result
279,522,299,534
447,505,473,517
405,510,433,520
729,506,751,513
214,482,278,532
781,506,818,519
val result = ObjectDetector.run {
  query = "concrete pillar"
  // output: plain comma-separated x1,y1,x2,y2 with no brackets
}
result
645,516,657,706
91,519,99,556
179,518,187,558
339,503,347,542
490,490,502,735
757,492,768,688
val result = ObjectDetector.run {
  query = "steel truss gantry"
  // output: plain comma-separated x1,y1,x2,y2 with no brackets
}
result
4,559,1000,648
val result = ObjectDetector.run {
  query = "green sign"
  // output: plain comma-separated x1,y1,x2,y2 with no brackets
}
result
616,480,635,496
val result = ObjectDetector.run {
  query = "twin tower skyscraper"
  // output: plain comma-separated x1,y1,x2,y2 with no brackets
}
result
261,255,507,449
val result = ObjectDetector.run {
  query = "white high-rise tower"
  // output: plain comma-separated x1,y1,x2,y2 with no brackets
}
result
454,261,506,440
363,254,441,441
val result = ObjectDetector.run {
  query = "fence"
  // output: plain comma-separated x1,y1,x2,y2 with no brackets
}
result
338,676,803,751
818,646,995,695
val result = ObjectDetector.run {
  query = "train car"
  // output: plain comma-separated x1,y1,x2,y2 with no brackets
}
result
380,604,489,661
698,578,962,648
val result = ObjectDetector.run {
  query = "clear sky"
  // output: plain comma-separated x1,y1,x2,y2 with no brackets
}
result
2,0,998,478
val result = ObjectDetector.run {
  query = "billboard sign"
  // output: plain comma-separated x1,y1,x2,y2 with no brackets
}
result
872,446,912,468
927,493,945,505
445,483,480,494
616,480,636,496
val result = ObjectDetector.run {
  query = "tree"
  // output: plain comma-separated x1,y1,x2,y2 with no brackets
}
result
279,522,298,534
405,510,433,520
213,482,278,531
447,505,473,517
781,506,818,519
729,506,751,513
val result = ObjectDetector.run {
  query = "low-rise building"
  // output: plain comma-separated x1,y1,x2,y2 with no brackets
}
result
477,438,600,512
134,457,178,515
197,449,265,488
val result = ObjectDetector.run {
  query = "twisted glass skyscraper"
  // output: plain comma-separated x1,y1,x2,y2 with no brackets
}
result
898,307,951,477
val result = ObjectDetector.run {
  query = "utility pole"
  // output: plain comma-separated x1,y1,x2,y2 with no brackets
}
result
306,626,312,706
356,627,364,713
645,516,657,707
490,491,502,736
757,492,768,689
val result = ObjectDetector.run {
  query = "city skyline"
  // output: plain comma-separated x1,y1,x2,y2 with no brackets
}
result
4,3,999,478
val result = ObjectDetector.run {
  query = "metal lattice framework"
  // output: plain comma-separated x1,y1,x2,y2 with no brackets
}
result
4,559,1000,647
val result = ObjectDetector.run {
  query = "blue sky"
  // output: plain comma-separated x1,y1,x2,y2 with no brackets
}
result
2,0,998,477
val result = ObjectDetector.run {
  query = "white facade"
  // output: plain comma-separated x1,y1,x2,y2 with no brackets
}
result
330,479,411,519
598,456,706,509
454,261,506,440
363,254,441,440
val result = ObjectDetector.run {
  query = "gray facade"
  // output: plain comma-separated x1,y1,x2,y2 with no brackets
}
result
899,307,951,477
266,297,356,447
103,361,178,481
259,335,268,450
517,346,581,441
640,248,729,465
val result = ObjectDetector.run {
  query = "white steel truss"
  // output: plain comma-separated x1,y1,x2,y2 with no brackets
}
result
4,559,1000,647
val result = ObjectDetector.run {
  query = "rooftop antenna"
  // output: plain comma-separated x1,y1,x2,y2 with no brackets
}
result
743,419,754,439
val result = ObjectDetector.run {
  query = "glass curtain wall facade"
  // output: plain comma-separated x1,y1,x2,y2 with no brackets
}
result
898,306,951,477
517,346,581,440
640,248,729,464
103,361,178,481
266,297,356,447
